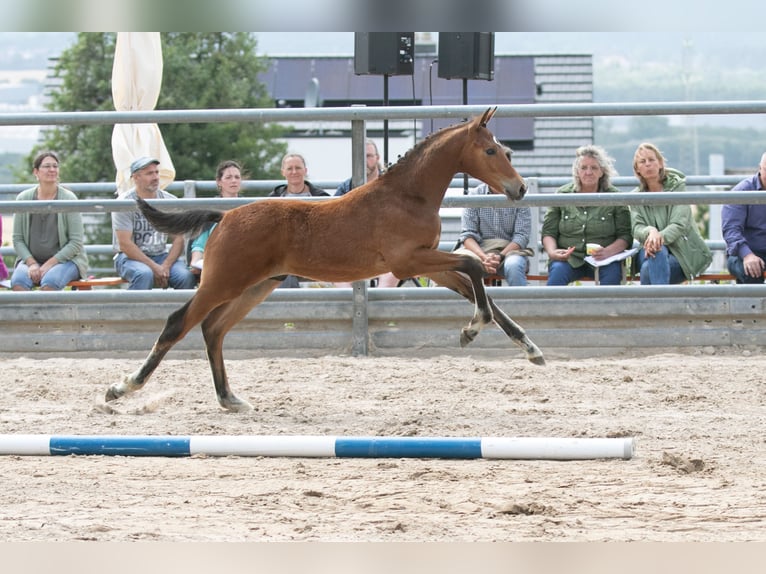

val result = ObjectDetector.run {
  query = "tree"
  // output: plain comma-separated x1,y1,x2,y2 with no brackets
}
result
17,33,286,192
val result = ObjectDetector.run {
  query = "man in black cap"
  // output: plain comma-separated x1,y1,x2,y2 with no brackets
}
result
111,157,196,290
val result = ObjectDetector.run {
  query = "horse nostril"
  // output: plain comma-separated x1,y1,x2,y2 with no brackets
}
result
519,184,527,198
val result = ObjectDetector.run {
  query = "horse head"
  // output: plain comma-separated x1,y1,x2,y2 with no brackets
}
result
464,107,527,201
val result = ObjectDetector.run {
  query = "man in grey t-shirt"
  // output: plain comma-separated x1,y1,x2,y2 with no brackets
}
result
112,157,196,290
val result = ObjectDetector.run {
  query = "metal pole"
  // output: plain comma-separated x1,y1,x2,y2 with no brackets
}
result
462,78,469,194
383,74,389,165
350,117,369,357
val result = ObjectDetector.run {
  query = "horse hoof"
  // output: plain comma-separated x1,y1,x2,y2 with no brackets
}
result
460,327,478,347
105,385,123,402
221,396,254,413
528,355,546,366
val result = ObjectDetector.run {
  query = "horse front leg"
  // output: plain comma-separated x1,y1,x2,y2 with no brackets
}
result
394,250,494,346
427,269,545,365
489,299,545,365
455,257,494,347
106,300,193,402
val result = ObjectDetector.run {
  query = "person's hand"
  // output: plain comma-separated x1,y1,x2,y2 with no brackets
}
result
481,252,502,274
588,245,607,260
743,253,765,278
28,263,42,285
549,246,574,262
152,262,170,288
644,230,663,257
39,260,55,278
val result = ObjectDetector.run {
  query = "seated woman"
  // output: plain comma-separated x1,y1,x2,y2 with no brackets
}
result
188,160,244,279
541,145,632,285
11,151,89,291
630,142,712,284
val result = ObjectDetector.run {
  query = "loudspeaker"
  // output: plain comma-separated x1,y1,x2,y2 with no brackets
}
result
438,32,495,80
354,32,414,76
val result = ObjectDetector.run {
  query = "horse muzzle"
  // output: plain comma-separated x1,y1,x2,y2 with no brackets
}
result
503,180,527,201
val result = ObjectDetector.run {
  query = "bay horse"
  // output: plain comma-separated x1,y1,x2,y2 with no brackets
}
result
106,107,545,412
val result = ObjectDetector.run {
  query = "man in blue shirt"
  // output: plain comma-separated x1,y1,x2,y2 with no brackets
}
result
722,152,766,284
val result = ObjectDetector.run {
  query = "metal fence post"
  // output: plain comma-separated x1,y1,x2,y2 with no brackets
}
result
350,116,369,356
525,177,541,275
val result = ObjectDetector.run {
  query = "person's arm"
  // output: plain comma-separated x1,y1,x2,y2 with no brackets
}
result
188,228,210,274
115,229,162,269
596,206,631,259
506,207,531,253
163,235,186,271
461,237,500,274
543,235,571,261
334,178,352,196
457,206,481,247
11,212,33,264
721,203,750,258
42,210,86,277
541,206,573,261
660,204,695,246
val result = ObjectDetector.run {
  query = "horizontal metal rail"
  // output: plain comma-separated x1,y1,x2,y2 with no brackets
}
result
1,285,764,355
3,189,766,215
0,174,751,199
2,100,766,127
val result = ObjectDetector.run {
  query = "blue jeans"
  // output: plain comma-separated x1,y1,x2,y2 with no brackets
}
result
454,247,529,286
496,253,528,286
11,260,80,290
637,246,686,285
115,252,197,290
547,259,623,285
727,253,766,284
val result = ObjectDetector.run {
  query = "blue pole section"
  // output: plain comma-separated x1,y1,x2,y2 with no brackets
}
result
334,437,483,458
49,435,191,457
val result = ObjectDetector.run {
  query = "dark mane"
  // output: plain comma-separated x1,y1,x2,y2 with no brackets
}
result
382,119,468,178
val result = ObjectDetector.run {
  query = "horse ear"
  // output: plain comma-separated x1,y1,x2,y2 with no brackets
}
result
480,106,497,127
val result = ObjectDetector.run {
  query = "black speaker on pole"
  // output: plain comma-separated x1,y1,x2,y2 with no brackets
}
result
438,32,495,80
354,32,414,76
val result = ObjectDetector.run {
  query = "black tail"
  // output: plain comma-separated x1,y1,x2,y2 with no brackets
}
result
136,197,224,237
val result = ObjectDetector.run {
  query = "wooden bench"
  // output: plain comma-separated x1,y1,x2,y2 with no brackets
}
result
485,272,757,286
67,277,127,290
485,272,612,286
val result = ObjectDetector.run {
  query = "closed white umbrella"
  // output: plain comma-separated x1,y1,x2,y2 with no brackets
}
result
111,32,175,196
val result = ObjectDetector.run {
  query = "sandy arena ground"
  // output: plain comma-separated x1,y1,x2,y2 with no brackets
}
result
0,349,764,542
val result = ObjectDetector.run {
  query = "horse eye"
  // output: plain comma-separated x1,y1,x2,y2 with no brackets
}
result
486,148,496,156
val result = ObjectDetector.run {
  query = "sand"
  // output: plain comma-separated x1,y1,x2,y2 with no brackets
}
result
0,349,764,542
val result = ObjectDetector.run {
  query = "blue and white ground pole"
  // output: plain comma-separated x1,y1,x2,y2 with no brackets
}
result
0,435,634,460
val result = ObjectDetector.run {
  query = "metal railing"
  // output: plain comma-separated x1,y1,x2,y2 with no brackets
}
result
2,101,766,355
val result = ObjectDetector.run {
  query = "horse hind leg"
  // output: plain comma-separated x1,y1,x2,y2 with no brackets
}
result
105,299,195,402
201,281,280,413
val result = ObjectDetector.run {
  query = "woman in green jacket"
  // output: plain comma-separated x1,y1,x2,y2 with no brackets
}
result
631,142,712,284
542,145,632,285
11,151,89,290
